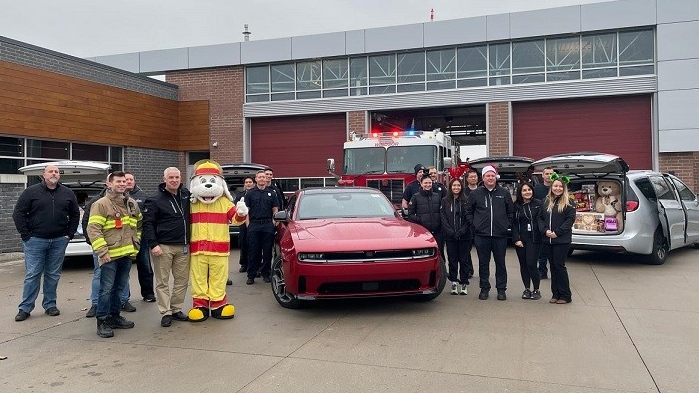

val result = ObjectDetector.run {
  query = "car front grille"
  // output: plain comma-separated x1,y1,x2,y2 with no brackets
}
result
322,250,415,262
318,279,421,294
366,179,404,205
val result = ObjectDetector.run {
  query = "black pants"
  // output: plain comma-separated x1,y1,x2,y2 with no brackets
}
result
238,224,249,268
537,246,549,277
445,237,471,284
515,240,541,290
430,230,445,262
543,243,571,301
135,244,154,299
473,235,508,291
247,222,275,280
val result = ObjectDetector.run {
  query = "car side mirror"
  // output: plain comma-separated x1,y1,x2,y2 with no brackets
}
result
273,210,289,223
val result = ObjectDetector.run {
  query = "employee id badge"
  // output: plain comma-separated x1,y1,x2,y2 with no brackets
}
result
182,245,189,255
114,217,123,229
527,223,532,232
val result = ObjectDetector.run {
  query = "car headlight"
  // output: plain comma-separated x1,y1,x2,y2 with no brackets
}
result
412,248,435,258
298,252,325,261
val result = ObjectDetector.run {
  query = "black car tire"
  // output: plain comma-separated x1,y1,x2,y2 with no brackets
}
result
411,258,447,302
271,255,303,309
645,228,668,265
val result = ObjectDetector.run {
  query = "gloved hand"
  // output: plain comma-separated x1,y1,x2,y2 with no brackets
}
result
235,197,248,216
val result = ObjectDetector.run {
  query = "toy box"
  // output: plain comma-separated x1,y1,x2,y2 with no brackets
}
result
573,212,606,234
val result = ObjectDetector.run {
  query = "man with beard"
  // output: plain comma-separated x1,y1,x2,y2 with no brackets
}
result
13,165,80,321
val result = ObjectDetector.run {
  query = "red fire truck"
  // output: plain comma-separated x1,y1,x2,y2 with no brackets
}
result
327,130,460,205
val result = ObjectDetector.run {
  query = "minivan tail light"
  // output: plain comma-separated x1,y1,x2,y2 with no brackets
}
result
626,201,639,212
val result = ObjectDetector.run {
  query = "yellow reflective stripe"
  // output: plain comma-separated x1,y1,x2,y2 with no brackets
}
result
92,238,107,250
108,244,138,258
88,216,107,225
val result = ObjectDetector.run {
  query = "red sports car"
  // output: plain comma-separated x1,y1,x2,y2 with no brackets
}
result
271,187,446,309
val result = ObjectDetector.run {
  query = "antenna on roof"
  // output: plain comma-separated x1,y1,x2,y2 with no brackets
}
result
243,24,251,42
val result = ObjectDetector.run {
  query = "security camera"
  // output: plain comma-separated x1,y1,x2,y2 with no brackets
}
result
212,141,218,147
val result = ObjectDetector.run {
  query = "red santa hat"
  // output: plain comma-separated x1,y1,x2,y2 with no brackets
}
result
482,165,500,179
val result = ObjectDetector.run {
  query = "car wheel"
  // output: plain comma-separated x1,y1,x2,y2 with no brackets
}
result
411,258,447,302
645,228,668,265
271,255,302,309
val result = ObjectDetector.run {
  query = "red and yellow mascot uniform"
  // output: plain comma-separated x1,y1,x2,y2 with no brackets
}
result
188,161,247,321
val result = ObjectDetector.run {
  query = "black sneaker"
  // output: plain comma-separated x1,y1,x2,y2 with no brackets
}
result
160,315,172,327
226,279,233,286
121,301,137,312
15,310,30,322
45,307,60,316
522,289,532,299
478,290,489,300
246,278,254,285
143,295,156,303
108,315,135,329
531,290,542,300
238,266,247,273
262,276,271,283
85,305,97,318
171,311,189,321
497,290,507,301
97,318,114,338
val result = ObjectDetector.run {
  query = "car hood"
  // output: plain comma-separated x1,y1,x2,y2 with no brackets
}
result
290,217,436,251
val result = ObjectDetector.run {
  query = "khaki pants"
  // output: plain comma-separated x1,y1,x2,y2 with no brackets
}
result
152,244,190,315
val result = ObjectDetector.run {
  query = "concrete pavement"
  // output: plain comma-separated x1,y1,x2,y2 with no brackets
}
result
1,247,698,392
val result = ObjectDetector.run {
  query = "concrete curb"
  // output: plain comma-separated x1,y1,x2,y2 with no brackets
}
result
0,252,24,265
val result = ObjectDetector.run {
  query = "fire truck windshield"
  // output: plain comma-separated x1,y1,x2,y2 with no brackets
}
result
387,146,437,174
343,147,385,174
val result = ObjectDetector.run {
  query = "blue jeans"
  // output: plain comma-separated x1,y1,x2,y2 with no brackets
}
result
90,253,130,306
96,256,132,318
19,236,69,313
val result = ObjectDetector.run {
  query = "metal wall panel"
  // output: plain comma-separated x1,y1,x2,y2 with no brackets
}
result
658,59,699,91
243,76,656,117
189,43,241,69
510,6,581,39
658,89,699,130
486,13,510,41
292,32,346,60
345,29,365,55
140,48,188,74
240,37,292,64
657,0,699,24
364,24,424,53
581,0,656,31
423,17,487,47
659,129,699,152
657,21,699,61
92,53,140,73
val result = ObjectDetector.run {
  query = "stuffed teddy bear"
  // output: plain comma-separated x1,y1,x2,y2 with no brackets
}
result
188,160,248,322
595,180,623,232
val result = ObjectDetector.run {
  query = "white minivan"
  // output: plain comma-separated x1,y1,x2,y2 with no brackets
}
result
19,160,111,257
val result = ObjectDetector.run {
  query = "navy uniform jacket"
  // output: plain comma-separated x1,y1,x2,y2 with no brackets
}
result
246,186,280,223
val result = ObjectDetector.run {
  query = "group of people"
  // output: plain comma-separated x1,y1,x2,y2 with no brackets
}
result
11,163,284,338
404,163,576,304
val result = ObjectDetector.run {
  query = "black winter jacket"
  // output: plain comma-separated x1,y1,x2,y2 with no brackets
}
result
81,188,107,244
440,195,470,240
128,185,148,210
407,189,442,233
465,185,515,238
13,181,80,241
511,198,545,244
142,183,191,248
542,197,576,244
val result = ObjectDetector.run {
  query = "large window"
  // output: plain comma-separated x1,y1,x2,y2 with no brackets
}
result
244,28,655,102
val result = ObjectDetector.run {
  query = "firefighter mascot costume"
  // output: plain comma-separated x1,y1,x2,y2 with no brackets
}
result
188,160,247,321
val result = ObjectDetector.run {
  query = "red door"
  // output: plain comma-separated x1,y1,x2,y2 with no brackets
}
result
251,114,346,177
513,95,652,170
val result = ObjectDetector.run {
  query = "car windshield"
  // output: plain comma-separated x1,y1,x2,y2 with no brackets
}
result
296,192,396,219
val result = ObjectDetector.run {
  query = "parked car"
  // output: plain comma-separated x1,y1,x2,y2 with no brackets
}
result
221,162,267,241
530,152,699,264
270,187,446,309
18,160,111,257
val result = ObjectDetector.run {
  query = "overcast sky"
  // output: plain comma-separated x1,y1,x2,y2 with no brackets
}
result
1,0,614,58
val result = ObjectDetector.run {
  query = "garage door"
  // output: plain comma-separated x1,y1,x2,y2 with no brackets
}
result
251,114,346,177
513,95,652,170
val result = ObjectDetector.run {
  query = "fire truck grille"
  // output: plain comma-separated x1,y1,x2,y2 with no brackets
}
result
367,179,404,205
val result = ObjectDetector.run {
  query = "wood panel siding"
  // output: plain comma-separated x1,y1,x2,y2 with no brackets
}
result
0,60,209,151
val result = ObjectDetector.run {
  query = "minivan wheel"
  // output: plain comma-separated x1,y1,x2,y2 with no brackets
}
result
645,229,668,265
271,255,302,309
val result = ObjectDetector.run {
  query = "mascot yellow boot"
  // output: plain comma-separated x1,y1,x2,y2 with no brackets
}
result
187,160,247,321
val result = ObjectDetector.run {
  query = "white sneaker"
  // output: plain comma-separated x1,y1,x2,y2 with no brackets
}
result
460,284,468,295
451,282,458,295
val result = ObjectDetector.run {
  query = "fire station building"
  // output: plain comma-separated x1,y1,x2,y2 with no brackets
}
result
0,0,698,251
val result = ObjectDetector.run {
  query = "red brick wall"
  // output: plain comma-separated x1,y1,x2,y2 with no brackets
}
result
488,102,510,156
166,67,244,163
347,111,366,135
659,152,699,191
